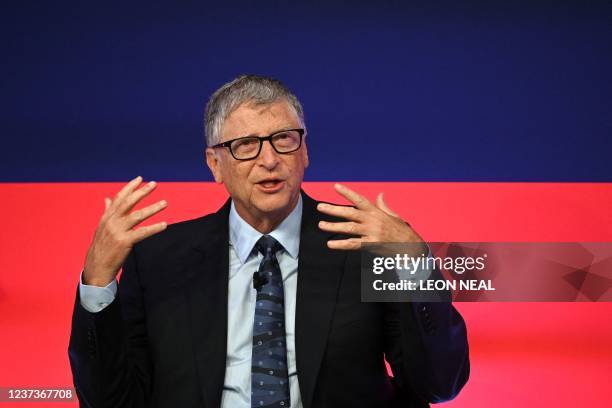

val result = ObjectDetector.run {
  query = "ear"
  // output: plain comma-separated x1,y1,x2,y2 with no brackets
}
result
301,136,309,169
205,147,223,183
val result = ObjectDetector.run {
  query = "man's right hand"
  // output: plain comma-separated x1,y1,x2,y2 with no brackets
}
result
82,176,168,287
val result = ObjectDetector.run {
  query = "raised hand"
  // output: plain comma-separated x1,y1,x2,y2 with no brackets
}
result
82,176,168,286
316,183,424,251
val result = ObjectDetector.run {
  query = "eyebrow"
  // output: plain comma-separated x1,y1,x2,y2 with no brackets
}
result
242,126,299,138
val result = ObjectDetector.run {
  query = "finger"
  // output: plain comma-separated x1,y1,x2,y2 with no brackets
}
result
376,193,399,217
114,176,143,202
104,197,111,210
327,238,362,250
109,176,144,213
318,220,364,236
316,202,362,222
125,200,168,229
334,183,373,210
117,180,158,214
128,221,168,243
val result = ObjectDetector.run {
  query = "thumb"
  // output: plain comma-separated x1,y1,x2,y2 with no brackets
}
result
104,197,112,210
376,193,399,217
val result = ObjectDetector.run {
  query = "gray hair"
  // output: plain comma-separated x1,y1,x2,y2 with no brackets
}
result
204,74,305,146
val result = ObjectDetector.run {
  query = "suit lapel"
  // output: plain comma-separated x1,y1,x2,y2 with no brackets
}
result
296,192,346,408
185,199,231,408
183,193,345,408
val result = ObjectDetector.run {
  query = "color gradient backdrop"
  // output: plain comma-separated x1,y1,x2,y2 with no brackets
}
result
1,2,611,407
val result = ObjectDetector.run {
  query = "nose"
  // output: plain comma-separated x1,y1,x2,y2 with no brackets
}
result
257,139,280,170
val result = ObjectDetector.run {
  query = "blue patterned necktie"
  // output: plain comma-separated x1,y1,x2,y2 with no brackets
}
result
251,235,290,408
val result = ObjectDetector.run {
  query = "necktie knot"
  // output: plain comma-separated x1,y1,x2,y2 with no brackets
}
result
255,235,282,256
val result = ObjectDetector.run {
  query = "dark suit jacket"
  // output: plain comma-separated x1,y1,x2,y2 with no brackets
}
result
69,192,469,408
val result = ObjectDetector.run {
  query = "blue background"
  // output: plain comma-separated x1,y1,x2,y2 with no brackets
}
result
2,1,611,182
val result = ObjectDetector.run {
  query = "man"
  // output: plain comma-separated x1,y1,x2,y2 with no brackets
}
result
69,75,469,407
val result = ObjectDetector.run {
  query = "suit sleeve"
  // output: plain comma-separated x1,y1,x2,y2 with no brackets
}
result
68,247,153,407
383,269,470,403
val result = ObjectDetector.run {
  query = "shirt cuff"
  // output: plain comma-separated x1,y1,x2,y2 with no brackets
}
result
79,271,118,313
395,245,434,282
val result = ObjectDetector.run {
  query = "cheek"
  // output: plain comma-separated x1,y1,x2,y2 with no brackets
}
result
288,157,306,179
226,163,255,190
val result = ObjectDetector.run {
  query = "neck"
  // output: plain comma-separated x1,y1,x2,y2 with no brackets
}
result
234,194,300,234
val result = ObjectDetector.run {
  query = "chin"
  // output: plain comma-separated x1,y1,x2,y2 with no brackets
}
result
252,189,294,215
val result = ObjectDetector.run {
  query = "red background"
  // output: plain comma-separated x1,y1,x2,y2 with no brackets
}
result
1,182,611,407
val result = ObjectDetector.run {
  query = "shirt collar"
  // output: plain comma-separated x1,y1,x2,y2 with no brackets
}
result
229,195,302,264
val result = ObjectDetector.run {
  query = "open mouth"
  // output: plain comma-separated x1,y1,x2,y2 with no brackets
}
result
256,179,285,192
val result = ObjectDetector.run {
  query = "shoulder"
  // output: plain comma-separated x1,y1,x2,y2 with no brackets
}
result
131,208,228,267
139,213,215,248
124,211,228,295
301,191,354,225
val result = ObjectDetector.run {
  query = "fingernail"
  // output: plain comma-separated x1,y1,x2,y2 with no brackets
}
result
160,200,167,206
148,181,156,187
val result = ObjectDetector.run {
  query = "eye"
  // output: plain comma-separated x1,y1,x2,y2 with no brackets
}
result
272,131,299,147
233,137,259,149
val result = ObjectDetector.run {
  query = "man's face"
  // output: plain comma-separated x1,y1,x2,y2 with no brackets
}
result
206,99,309,225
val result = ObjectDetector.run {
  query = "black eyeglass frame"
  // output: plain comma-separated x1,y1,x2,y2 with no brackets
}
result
211,128,305,161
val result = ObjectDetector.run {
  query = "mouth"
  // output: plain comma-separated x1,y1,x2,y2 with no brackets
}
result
255,178,285,193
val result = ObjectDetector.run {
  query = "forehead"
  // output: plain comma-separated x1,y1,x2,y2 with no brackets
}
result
221,100,300,140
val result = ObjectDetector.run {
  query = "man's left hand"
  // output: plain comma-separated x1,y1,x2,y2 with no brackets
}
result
317,183,424,250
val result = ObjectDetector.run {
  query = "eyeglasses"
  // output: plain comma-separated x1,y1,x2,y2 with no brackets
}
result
211,128,304,161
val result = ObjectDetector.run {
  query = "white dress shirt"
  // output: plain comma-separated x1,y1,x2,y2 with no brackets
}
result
223,196,303,408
